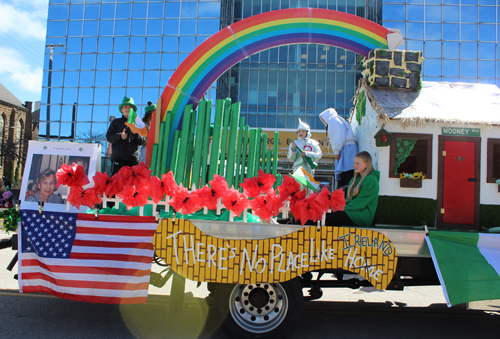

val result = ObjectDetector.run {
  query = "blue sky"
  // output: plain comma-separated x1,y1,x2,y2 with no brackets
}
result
0,0,48,105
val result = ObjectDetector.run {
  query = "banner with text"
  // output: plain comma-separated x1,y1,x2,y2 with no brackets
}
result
267,131,335,159
154,219,398,290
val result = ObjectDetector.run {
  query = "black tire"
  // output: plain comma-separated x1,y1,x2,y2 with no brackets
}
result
214,279,304,339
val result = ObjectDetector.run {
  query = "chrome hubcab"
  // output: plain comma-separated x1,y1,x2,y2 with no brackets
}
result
229,283,288,333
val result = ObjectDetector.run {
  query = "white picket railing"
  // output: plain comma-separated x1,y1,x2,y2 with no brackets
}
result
62,186,297,224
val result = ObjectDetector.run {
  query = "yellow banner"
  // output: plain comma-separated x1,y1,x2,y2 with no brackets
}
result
263,131,335,159
154,219,398,290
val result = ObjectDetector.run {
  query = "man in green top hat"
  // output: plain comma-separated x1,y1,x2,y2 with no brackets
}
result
106,97,147,176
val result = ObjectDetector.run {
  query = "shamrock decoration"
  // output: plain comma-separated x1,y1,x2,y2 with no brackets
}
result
0,207,20,234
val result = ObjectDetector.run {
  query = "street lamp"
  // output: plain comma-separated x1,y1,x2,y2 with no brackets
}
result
45,44,64,139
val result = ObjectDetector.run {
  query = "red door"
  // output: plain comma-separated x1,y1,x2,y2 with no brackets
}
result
442,141,476,224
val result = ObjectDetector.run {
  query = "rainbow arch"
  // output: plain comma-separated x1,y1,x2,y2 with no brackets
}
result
155,8,391,163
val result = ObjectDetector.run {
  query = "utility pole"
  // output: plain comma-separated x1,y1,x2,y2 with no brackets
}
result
45,44,64,139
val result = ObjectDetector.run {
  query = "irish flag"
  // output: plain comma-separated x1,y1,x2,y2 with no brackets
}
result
426,230,500,306
292,166,320,191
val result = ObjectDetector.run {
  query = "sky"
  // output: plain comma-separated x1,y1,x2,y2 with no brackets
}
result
0,0,48,105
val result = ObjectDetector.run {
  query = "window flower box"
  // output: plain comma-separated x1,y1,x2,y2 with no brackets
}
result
400,178,422,188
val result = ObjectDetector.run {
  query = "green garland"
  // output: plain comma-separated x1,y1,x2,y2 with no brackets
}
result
0,207,20,234
355,90,366,125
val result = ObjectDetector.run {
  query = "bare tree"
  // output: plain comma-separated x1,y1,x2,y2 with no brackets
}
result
75,130,108,157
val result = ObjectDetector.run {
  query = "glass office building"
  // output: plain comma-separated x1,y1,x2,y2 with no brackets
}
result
40,0,500,149
382,0,498,85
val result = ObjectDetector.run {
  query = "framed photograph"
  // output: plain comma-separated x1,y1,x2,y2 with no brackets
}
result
20,141,101,213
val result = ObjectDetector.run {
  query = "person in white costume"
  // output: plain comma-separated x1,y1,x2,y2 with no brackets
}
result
319,108,358,188
287,119,322,177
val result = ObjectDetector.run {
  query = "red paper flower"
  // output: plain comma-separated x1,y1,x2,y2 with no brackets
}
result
289,189,306,212
239,177,260,198
256,169,276,194
147,176,166,204
162,171,180,197
56,163,90,188
314,187,332,212
132,162,152,186
222,189,249,217
265,191,283,217
92,171,109,197
81,187,102,209
249,191,282,221
249,196,274,221
67,186,102,209
117,186,150,210
291,198,310,226
208,174,229,197
277,175,302,203
330,188,346,212
117,163,151,189
168,187,202,215
240,170,276,198
105,174,125,198
307,194,328,223
290,195,325,226
67,186,85,209
196,185,219,210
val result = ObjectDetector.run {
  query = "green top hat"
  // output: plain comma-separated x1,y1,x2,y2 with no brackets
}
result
119,97,138,114
144,101,156,117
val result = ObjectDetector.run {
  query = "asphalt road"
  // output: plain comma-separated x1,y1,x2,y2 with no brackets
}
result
2,230,500,339
1,288,500,339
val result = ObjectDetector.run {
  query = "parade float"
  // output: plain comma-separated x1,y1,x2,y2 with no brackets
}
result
2,8,500,339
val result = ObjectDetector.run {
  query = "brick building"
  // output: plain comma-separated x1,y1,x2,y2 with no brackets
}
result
0,83,37,187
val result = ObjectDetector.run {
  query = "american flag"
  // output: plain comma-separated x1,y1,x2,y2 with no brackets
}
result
19,210,158,304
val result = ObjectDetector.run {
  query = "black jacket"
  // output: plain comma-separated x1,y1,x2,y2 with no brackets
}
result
106,115,146,162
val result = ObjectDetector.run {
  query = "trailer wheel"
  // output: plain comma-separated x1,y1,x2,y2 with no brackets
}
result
214,279,304,339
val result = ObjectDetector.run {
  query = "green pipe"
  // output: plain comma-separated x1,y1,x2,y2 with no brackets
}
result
275,173,282,189
175,105,193,184
208,99,224,181
218,98,232,176
170,129,180,179
239,125,249,185
254,128,262,176
273,131,279,176
234,117,245,189
161,112,172,175
191,100,207,188
183,109,197,188
151,144,158,176
266,150,272,173
261,132,268,172
246,128,256,180
200,100,212,186
225,102,240,188
156,121,165,176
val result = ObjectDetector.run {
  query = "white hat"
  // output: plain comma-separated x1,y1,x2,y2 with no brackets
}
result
296,118,311,141
296,118,310,132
